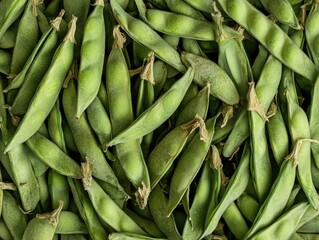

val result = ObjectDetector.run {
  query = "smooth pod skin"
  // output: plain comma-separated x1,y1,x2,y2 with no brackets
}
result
216,0,318,83
56,211,88,234
26,132,82,179
236,193,260,222
76,0,105,118
62,79,122,190
181,52,240,105
110,0,186,72
243,158,297,239
249,202,310,240
107,67,194,146
37,172,50,210
260,0,300,29
182,0,214,13
85,178,147,235
0,0,27,39
0,220,13,240
10,0,40,75
109,233,167,240
165,116,218,217
147,116,202,189
182,38,207,58
68,178,108,240
4,16,76,153
25,144,49,177
48,169,70,210
22,201,64,240
148,185,183,240
2,191,27,240
164,0,206,20
136,0,214,40
0,49,11,74
202,142,250,238
306,2,319,67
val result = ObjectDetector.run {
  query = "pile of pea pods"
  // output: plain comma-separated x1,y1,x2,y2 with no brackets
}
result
2,0,319,239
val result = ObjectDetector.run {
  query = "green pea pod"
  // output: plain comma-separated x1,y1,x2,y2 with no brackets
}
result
110,0,185,72
182,38,207,58
109,233,167,240
36,6,50,34
0,78,7,127
45,0,63,17
76,0,105,118
86,96,112,148
62,79,123,190
217,0,317,83
22,200,64,240
305,2,319,67
2,190,28,240
286,91,319,210
260,0,300,29
10,0,41,75
243,158,297,239
309,74,319,169
60,234,87,240
249,202,310,240
266,103,289,167
68,178,108,240
85,178,147,235
26,132,82,179
202,142,250,238
56,211,88,234
252,44,268,80
48,169,70,210
147,115,202,189
164,0,206,20
182,161,219,240
148,185,183,240
124,208,165,238
0,49,11,75
136,0,214,40
25,144,49,177
107,67,194,146
97,82,109,111
0,220,13,240
181,51,240,105
165,115,219,217
105,25,150,207
0,0,27,40
236,193,260,223
62,119,78,153
4,16,76,153
182,0,214,13
297,213,319,234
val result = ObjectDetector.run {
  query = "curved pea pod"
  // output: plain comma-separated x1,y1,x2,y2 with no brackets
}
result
62,119,78,153
26,132,82,179
249,202,310,240
165,115,218,217
2,190,27,240
260,0,300,29
309,74,319,169
84,175,147,236
182,161,219,240
286,91,319,210
0,220,13,240
4,10,62,93
306,2,319,67
181,51,240,105
22,200,64,240
110,0,185,72
0,0,27,40
175,83,210,126
0,49,11,75
86,96,112,148
148,115,203,189
243,158,297,239
25,144,49,177
3,16,76,153
109,233,167,240
182,0,214,13
45,0,63,17
76,0,105,118
55,211,88,234
62,79,123,191
37,172,50,211
297,213,319,234
202,142,250,238
10,0,41,75
68,178,108,240
182,38,207,58
252,44,268,80
105,26,150,207
216,0,317,83
136,0,214,41
48,169,70,210
164,0,206,20
148,185,183,240
106,67,194,146
236,193,260,223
